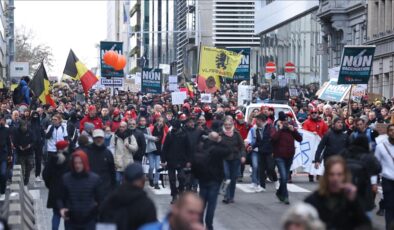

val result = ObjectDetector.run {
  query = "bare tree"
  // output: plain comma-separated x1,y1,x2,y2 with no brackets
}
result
15,27,53,75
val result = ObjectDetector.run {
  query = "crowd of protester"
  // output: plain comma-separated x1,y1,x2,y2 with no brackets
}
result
0,76,393,230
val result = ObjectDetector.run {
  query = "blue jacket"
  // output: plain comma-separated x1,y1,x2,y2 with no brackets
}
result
138,217,170,230
20,80,31,105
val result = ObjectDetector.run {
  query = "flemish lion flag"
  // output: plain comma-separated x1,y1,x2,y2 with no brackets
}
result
62,49,98,93
197,46,243,93
29,62,55,107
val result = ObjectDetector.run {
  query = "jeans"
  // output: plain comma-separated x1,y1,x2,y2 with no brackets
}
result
199,181,221,230
250,152,259,185
52,209,61,230
18,154,33,186
260,154,278,188
34,144,43,177
0,160,7,194
223,159,240,200
382,177,394,230
116,171,123,185
275,157,293,199
168,167,186,197
148,153,161,185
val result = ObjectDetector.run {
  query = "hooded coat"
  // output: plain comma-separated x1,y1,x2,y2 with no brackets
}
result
99,183,157,230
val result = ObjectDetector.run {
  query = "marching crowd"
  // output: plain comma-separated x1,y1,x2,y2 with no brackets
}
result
0,76,393,230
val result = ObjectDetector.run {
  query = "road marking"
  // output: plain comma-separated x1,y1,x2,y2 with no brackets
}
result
286,184,310,193
147,186,172,195
236,184,257,193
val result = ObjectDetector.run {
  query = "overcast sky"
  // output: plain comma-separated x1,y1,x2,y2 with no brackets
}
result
15,1,107,77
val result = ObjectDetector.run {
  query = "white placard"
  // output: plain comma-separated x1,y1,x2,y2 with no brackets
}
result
159,64,171,75
237,85,253,106
171,92,187,105
200,93,212,103
168,75,178,91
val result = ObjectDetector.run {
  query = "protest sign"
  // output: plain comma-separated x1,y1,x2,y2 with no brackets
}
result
171,92,187,105
200,93,212,103
141,68,162,94
168,75,178,91
318,79,351,102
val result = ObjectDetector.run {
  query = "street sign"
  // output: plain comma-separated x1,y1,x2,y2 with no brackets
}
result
100,41,124,78
265,62,276,73
10,62,29,79
337,45,376,84
284,62,295,73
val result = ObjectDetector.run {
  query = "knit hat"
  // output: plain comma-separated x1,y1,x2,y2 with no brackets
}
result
56,140,69,151
124,163,144,182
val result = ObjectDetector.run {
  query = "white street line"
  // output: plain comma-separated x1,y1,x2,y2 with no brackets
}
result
147,186,172,195
236,184,256,193
286,184,310,193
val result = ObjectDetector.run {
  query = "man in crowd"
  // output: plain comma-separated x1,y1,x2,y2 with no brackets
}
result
99,163,157,230
80,105,103,132
128,119,146,163
375,124,394,229
85,129,116,201
350,118,379,151
0,114,11,201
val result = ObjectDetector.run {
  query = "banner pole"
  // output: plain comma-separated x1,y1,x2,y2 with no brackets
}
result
348,84,353,115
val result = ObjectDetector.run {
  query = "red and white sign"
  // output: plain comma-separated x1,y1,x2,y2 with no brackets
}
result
265,62,276,73
285,62,296,73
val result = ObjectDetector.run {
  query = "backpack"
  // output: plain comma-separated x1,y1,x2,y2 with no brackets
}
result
346,156,369,194
192,139,211,179
12,85,24,105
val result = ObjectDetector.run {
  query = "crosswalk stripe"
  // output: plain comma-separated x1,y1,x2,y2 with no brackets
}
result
287,184,310,193
236,184,258,193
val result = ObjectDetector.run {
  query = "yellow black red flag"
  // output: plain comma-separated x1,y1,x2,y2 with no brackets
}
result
62,49,98,93
29,62,55,107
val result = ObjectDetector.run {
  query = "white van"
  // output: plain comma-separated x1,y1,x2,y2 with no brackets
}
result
243,103,301,127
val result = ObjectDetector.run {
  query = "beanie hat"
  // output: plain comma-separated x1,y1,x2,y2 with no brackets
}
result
56,140,69,151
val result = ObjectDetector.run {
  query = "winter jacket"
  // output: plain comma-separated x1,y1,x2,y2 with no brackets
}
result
162,129,190,168
0,126,11,162
184,127,203,158
79,115,103,133
20,80,31,105
42,152,70,209
129,129,146,162
58,171,101,226
99,183,157,230
341,146,382,211
13,128,34,156
192,138,231,183
85,143,116,200
235,122,251,139
315,129,349,163
220,130,245,161
302,118,328,138
45,124,68,152
305,191,371,230
137,127,157,153
271,128,302,159
110,131,138,172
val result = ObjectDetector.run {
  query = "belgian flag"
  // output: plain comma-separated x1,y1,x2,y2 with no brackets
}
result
62,49,98,93
29,62,55,107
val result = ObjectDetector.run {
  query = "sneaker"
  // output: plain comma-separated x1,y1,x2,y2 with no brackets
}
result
149,179,154,187
0,194,5,201
35,176,42,182
283,197,290,205
255,185,266,193
249,183,257,189
275,192,284,202
275,181,280,190
154,184,160,190
222,198,230,204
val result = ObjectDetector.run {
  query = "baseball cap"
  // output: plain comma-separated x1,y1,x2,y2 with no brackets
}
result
92,129,105,138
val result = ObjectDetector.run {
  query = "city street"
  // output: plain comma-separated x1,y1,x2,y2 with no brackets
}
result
31,172,386,230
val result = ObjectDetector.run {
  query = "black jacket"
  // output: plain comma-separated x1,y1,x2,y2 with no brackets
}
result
42,153,70,209
305,191,371,230
99,183,157,230
58,171,101,225
220,130,245,160
315,129,349,163
341,146,382,211
85,143,116,200
162,129,190,168
129,129,146,161
193,138,231,183
30,114,45,145
184,127,203,157
0,126,11,161
13,128,34,156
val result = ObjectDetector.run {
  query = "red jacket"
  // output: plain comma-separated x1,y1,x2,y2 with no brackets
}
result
271,128,302,159
235,122,251,140
79,115,103,133
302,118,328,138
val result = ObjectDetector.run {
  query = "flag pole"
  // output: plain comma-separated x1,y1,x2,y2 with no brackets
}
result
196,42,202,91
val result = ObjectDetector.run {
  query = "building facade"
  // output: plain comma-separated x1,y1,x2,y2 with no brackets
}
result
365,0,394,98
317,0,367,84
255,0,320,85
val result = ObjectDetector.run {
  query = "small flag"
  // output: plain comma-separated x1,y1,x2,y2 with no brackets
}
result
29,62,55,107
62,49,98,93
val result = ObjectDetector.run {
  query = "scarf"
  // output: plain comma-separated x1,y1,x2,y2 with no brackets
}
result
222,126,234,137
